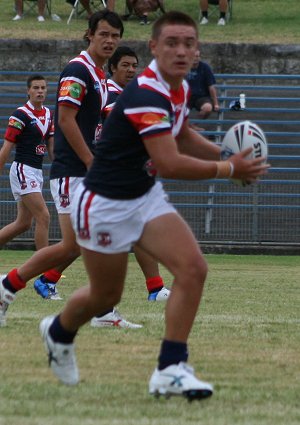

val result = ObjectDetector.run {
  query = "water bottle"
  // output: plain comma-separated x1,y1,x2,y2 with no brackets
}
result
239,93,246,109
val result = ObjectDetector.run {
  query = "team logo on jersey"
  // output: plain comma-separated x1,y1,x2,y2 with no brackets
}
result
30,118,38,125
141,113,165,125
9,119,22,129
97,232,112,247
69,83,82,99
59,81,82,99
144,159,157,177
36,144,46,155
30,180,38,188
59,194,70,208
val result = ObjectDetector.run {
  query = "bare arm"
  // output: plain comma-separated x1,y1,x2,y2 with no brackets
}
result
208,85,219,111
176,120,221,160
47,136,54,162
58,105,94,170
0,140,14,172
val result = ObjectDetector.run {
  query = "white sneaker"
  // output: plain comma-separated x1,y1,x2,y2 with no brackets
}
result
12,14,22,21
0,275,16,327
149,362,213,401
51,14,61,22
90,309,142,329
148,287,170,301
217,18,226,26
40,316,79,385
199,17,209,25
37,15,45,22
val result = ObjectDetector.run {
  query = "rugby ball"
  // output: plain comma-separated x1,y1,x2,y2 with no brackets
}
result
221,120,268,185
221,120,268,161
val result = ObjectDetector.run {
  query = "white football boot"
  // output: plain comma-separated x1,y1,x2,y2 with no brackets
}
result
148,287,170,301
91,309,142,329
149,362,213,401
0,275,16,327
40,316,79,385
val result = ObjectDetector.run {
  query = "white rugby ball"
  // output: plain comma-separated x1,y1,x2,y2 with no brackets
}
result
221,120,268,161
221,120,268,185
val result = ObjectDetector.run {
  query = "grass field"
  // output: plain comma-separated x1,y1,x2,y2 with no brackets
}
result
0,0,299,43
0,251,299,425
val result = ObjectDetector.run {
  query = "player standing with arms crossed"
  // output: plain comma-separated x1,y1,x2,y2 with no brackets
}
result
38,11,269,399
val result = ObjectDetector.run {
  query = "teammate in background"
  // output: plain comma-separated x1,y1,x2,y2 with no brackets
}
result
186,49,219,120
105,46,169,301
0,75,53,259
38,11,268,398
91,45,169,328
0,11,130,324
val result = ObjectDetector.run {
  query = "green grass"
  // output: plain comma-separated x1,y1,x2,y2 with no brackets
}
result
0,251,299,425
0,0,299,43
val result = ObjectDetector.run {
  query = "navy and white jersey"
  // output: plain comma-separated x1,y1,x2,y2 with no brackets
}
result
102,79,123,118
84,59,190,200
50,50,108,180
4,101,53,169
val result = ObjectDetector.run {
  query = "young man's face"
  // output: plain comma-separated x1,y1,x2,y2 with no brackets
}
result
112,55,138,87
88,20,121,65
27,79,47,104
150,24,198,86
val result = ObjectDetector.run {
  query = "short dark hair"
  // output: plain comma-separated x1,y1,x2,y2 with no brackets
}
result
152,10,198,40
26,74,46,88
108,46,138,75
84,10,124,43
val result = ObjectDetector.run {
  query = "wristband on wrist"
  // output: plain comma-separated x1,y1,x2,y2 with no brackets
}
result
215,161,234,178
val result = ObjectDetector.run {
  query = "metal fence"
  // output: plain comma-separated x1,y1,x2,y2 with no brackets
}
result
0,72,300,249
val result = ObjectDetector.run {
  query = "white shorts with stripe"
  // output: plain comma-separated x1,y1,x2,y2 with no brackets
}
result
50,177,84,214
9,161,43,201
71,181,177,254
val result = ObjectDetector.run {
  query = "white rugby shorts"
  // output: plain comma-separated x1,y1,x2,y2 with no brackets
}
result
71,181,177,254
50,177,84,214
9,161,43,201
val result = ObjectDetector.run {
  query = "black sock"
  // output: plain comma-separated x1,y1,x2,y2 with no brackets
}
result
49,315,77,344
149,286,163,294
202,11,208,18
220,12,226,19
2,276,17,293
158,339,188,370
96,308,114,318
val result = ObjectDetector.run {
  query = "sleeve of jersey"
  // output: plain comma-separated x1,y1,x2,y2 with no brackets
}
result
4,111,25,143
124,89,172,139
57,63,88,110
